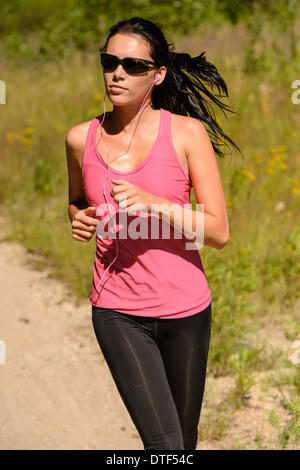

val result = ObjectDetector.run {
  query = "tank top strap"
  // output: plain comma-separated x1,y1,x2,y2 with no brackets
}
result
83,115,101,156
159,108,175,154
157,108,191,184
159,108,171,137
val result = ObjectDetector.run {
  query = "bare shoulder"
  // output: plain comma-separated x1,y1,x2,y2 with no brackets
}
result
66,120,93,149
170,113,212,164
170,113,207,136
65,120,93,167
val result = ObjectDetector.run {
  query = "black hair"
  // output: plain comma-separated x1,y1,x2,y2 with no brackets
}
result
102,17,241,158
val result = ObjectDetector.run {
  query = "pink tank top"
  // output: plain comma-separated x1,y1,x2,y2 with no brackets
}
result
82,109,211,319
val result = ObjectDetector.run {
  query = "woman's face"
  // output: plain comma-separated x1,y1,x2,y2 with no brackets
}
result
103,33,162,107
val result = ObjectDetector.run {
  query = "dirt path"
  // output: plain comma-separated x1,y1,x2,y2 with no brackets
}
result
0,236,297,450
0,239,142,450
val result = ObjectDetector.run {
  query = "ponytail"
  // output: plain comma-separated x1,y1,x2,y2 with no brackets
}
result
152,49,240,158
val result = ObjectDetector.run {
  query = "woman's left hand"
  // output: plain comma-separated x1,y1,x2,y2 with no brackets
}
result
110,179,159,213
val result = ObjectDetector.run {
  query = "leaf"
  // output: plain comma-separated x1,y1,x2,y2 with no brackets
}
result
269,410,280,430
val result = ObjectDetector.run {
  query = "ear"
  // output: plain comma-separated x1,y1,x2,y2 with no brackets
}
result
154,66,167,85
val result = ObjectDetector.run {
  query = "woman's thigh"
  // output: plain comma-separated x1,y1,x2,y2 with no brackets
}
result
92,307,184,450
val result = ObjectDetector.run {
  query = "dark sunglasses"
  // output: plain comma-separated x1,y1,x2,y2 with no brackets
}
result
100,53,158,75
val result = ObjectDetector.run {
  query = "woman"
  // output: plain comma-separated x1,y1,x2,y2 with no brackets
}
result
66,17,240,450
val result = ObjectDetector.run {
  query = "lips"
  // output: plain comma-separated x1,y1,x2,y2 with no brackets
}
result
109,85,127,92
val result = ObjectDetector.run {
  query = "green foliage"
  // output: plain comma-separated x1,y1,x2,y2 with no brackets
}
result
2,0,300,62
0,0,218,40
0,0,99,58
269,397,300,450
228,347,259,407
217,0,265,23
97,0,217,37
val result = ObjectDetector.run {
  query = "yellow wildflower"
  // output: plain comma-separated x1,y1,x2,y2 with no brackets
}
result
23,127,34,136
241,169,256,181
21,137,32,147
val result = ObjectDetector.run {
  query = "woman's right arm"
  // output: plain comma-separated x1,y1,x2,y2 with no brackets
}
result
66,124,99,242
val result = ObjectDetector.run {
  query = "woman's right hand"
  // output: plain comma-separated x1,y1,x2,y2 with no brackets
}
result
71,206,99,242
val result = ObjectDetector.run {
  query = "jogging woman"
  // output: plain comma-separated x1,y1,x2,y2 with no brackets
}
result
66,17,240,450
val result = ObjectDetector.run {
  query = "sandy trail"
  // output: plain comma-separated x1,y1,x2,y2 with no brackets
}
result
0,239,143,450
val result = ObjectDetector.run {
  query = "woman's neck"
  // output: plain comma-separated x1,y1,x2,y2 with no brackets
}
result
108,100,155,136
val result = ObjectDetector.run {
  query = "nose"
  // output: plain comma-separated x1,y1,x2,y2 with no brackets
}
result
113,64,126,80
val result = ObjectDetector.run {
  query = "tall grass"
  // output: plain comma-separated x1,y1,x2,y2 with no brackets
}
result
0,15,299,379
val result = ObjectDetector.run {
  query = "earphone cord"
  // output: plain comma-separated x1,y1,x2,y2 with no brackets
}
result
94,78,158,298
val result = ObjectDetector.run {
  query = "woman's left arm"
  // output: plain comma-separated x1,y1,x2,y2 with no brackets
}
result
184,118,230,250
111,119,229,250
152,118,229,250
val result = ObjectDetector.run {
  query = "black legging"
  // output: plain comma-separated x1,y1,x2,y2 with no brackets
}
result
92,303,211,450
